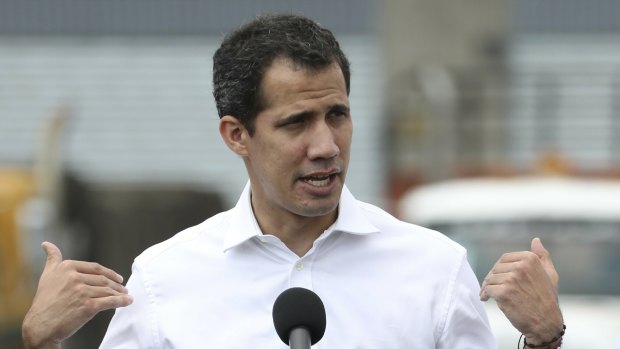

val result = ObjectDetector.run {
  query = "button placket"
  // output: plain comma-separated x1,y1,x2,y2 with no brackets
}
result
290,257,313,289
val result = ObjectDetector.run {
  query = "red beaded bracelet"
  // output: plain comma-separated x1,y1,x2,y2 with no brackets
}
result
518,324,566,349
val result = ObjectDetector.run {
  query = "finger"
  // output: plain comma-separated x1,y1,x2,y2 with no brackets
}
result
42,241,63,270
480,288,489,301
483,272,514,287
480,267,503,297
531,237,559,287
80,274,129,294
92,294,134,312
497,251,531,263
486,261,521,275
480,269,492,294
481,283,518,305
530,237,549,260
480,286,498,302
76,295,134,321
74,261,124,284
83,285,131,299
479,286,495,302
531,237,555,270
481,260,524,297
481,258,521,288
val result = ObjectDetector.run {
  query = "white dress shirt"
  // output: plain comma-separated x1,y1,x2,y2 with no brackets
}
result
100,183,497,348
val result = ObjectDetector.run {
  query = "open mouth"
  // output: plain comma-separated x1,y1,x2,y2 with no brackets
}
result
301,174,336,187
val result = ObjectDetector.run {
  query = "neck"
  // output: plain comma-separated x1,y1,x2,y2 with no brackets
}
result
251,201,338,257
276,215,336,257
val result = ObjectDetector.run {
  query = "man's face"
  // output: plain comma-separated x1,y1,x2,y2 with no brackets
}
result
244,58,352,222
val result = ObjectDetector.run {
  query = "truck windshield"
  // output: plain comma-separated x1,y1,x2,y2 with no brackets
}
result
429,220,620,295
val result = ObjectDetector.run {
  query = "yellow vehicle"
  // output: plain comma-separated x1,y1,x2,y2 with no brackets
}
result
0,168,36,344
1,107,69,346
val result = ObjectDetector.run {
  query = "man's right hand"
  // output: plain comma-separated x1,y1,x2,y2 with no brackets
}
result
22,242,133,349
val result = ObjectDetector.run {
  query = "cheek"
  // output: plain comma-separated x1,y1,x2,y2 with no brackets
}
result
263,140,304,175
337,128,353,154
275,138,306,160
251,134,309,175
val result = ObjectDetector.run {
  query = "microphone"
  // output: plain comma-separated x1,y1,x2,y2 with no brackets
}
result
272,287,326,349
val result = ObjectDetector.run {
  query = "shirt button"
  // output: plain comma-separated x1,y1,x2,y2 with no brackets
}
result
295,262,304,271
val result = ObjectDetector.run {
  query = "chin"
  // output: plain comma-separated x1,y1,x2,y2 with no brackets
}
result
295,200,339,218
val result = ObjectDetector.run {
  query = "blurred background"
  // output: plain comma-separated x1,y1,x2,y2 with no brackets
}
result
1,0,620,348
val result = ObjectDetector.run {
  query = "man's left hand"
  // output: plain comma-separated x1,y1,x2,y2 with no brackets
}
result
480,237,563,345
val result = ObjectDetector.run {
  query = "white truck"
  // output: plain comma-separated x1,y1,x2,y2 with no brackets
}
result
399,176,620,348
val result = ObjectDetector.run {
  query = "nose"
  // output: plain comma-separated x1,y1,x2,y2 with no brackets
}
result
307,121,339,160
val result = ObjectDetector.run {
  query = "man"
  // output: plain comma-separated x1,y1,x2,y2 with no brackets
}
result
22,14,563,348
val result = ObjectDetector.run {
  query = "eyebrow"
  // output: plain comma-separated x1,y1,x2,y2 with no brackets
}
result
274,103,350,128
274,110,314,127
329,103,350,114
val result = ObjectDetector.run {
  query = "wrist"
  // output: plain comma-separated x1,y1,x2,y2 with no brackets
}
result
22,317,61,349
524,310,563,344
524,337,562,349
522,324,566,349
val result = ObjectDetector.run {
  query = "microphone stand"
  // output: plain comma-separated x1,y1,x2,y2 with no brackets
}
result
289,327,311,349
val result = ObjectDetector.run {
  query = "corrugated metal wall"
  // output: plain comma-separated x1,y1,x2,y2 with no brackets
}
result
0,1,386,207
508,36,620,170
0,36,385,207
512,0,620,33
0,0,375,35
508,0,620,171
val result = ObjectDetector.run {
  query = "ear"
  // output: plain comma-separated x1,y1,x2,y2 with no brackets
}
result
219,115,249,156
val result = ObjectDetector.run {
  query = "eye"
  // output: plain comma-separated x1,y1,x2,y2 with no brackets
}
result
283,117,306,128
275,113,310,130
328,105,350,121
276,116,309,133
328,109,349,122
290,117,306,124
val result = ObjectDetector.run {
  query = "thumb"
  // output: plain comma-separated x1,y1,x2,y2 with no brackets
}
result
531,237,549,260
531,237,559,288
41,241,63,270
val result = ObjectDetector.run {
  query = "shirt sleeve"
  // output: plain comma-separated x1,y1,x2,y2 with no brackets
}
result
99,263,159,349
437,253,498,349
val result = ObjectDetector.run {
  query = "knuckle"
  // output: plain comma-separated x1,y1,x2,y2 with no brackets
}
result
91,262,104,274
75,284,89,297
102,296,121,310
59,259,73,270
97,274,109,285
496,287,516,304
524,251,539,263
67,271,81,284
504,273,518,286
83,299,99,315
494,289,509,303
512,264,526,277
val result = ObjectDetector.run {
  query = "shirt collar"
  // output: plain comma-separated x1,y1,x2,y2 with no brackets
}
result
222,181,380,252
329,185,381,236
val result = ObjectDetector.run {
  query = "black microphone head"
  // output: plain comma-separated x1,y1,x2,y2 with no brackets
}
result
272,287,326,345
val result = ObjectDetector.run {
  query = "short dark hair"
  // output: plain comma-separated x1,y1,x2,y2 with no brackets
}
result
212,14,350,135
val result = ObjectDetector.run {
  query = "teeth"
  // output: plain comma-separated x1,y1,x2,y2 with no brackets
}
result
304,176,330,187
